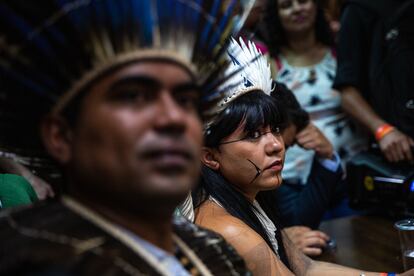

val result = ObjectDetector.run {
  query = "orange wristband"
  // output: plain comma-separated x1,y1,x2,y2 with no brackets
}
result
375,124,395,141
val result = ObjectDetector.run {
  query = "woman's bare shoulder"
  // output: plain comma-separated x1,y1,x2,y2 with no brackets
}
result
195,200,265,244
194,200,293,275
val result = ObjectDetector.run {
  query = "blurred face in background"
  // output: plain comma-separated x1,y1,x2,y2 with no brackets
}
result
282,123,297,149
277,0,317,35
244,0,267,29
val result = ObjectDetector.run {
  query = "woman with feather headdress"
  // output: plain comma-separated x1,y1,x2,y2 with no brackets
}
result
193,37,414,276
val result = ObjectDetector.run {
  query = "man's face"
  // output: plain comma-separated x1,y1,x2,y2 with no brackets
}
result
60,61,203,212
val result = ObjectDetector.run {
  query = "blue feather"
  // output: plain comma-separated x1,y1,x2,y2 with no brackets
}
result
199,0,221,46
0,67,57,101
207,0,236,50
0,4,54,58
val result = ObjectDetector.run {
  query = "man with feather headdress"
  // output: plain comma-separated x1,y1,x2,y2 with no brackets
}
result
0,0,255,275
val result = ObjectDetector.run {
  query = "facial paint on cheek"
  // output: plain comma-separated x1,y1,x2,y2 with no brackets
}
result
246,159,263,185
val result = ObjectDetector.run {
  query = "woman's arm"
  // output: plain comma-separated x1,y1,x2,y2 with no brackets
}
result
195,201,293,275
282,230,413,276
220,218,293,275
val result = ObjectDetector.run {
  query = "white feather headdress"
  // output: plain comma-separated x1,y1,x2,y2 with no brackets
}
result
204,37,274,129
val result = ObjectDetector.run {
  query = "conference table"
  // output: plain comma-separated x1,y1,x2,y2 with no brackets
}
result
317,215,403,272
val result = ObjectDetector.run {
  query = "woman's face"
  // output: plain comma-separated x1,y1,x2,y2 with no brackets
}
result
277,0,317,35
212,124,285,197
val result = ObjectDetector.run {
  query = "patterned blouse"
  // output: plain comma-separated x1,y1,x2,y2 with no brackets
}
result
275,50,367,184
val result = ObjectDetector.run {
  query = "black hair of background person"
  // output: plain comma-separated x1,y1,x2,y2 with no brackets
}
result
193,90,291,268
263,0,335,57
271,81,310,132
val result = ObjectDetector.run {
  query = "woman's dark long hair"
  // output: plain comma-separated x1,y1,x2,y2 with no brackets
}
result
264,0,334,57
194,90,291,268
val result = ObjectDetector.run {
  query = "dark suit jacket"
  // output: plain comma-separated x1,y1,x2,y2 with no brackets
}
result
275,157,344,229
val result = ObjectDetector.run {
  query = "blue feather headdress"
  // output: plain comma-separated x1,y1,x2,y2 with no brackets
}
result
0,0,255,156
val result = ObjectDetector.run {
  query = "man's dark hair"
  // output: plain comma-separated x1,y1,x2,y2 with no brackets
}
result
263,0,335,57
271,82,310,132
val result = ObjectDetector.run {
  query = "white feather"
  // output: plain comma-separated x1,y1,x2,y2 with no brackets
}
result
218,37,273,108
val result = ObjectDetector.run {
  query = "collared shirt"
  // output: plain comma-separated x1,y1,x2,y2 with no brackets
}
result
285,152,342,186
119,226,190,276
317,152,341,173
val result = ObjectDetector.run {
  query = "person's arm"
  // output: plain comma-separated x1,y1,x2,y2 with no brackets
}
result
282,230,414,276
0,157,55,200
277,124,341,256
195,202,293,275
341,86,384,135
290,123,343,228
221,221,292,275
295,123,334,160
334,4,414,163
341,86,414,162
284,226,329,257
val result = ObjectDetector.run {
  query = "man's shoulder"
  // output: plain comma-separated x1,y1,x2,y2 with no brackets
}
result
174,216,251,275
0,199,98,235
0,200,66,231
0,201,84,275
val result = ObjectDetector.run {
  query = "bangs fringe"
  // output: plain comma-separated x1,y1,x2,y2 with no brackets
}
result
205,90,287,147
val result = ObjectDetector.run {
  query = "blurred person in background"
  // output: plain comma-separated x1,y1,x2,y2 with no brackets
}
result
240,0,269,52
0,156,55,208
320,0,345,35
333,0,414,164
264,0,367,213
272,82,343,257
194,37,414,276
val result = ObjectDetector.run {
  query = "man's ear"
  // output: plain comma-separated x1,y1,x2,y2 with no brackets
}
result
41,115,73,164
201,147,220,170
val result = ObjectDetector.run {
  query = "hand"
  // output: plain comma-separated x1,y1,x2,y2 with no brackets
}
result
24,173,55,200
284,226,330,257
379,129,414,163
296,123,334,159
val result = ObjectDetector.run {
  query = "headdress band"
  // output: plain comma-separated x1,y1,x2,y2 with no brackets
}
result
52,49,196,114
203,37,274,131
